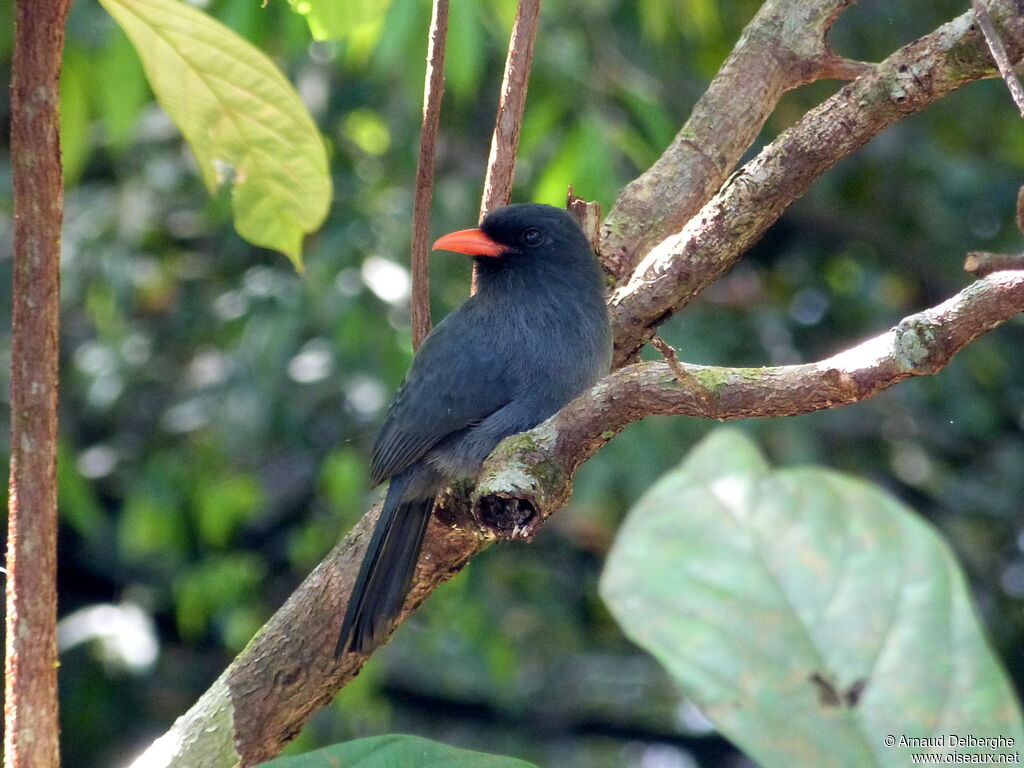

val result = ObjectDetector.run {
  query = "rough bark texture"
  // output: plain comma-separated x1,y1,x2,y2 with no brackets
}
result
6,2,72,768
598,0,866,279
609,4,1024,367
474,271,1024,529
972,0,1024,117
128,2,1024,766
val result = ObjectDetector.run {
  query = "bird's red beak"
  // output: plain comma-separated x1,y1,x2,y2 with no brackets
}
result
432,228,505,258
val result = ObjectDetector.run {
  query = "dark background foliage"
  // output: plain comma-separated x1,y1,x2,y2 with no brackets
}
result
1,1,1022,766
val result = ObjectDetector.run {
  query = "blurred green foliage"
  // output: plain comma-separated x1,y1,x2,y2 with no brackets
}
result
2,1,1023,767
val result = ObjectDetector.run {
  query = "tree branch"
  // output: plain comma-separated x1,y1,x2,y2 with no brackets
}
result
964,251,1024,277
971,0,1024,117
409,0,450,350
608,2,1024,367
7,1,72,767
472,0,540,294
130,271,1024,768
599,0,867,279
474,271,1024,529
479,0,541,219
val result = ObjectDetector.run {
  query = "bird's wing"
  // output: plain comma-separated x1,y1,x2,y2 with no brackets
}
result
370,303,511,486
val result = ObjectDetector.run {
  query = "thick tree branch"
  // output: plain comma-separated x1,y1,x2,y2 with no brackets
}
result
474,271,1024,529
409,0,449,350
608,2,1024,367
131,270,1024,768
6,2,72,768
599,0,866,279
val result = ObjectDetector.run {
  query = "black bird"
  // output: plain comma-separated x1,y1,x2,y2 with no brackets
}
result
336,203,612,655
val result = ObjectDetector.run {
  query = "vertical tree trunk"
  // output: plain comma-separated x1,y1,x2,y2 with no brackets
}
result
6,1,72,767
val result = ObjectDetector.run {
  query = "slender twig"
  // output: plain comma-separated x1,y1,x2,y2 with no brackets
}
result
472,0,541,293
410,0,450,350
7,1,71,767
1016,185,1024,233
964,251,1024,276
971,0,1024,118
649,336,715,417
479,0,541,217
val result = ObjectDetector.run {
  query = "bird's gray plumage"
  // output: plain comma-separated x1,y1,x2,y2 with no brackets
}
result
337,203,612,655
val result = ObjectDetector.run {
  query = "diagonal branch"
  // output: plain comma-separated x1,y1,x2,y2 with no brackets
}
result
599,0,867,279
971,0,1024,117
474,271,1024,528
608,2,1024,367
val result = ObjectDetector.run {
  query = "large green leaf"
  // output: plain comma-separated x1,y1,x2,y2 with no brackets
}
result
600,428,1023,767
255,734,540,768
98,0,332,269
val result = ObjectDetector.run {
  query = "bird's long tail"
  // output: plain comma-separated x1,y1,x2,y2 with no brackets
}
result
336,477,433,656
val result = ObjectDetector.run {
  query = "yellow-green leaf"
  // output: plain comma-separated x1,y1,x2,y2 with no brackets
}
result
98,0,332,269
602,428,1024,767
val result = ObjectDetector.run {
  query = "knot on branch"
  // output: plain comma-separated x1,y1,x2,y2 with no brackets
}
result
893,316,945,374
471,429,570,539
474,493,539,538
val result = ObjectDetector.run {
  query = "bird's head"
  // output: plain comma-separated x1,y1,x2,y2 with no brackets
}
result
432,203,593,268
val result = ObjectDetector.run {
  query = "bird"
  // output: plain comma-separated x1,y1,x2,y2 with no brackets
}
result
336,203,612,656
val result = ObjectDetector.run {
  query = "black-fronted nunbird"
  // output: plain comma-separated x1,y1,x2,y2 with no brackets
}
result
336,203,612,655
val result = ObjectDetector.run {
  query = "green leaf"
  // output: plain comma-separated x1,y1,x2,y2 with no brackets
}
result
255,734,540,768
97,0,332,269
600,427,1023,767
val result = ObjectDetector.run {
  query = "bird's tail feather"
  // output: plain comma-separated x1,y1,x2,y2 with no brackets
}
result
336,482,433,656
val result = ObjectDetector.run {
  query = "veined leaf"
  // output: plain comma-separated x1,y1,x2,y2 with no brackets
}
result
98,0,332,269
254,734,540,768
601,428,1023,767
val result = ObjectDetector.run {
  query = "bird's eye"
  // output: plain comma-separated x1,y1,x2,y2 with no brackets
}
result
522,227,543,247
